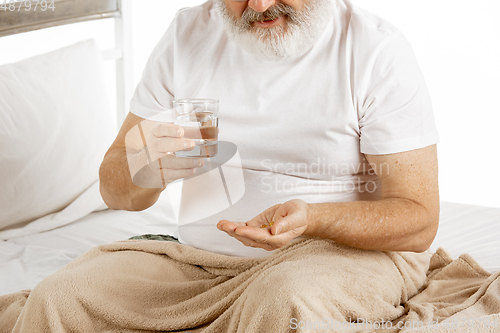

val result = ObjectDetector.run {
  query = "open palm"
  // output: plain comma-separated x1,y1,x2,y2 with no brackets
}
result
217,199,310,251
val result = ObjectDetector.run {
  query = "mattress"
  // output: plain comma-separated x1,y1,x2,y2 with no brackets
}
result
1,196,499,296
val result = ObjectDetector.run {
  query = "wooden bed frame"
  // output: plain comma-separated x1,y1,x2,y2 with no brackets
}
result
0,0,133,126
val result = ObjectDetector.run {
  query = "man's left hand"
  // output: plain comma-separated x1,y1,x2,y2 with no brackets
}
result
217,199,311,251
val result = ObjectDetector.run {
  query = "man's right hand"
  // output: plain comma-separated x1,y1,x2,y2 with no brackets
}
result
125,119,205,188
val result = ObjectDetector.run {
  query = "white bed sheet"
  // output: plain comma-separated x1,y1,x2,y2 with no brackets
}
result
430,201,500,273
0,190,177,296
1,200,499,296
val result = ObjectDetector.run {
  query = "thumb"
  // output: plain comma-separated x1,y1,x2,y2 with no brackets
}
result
271,201,308,236
271,216,294,236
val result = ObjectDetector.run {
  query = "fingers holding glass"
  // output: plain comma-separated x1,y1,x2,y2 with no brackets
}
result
125,118,205,188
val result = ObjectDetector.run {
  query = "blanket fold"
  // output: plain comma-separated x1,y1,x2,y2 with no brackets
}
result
0,238,499,333
398,248,500,333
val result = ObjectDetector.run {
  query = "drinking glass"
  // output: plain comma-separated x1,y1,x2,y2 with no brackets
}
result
173,99,219,158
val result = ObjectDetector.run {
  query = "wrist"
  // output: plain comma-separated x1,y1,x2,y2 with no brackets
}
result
304,202,320,237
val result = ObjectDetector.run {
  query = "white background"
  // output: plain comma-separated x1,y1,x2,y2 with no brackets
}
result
0,0,499,208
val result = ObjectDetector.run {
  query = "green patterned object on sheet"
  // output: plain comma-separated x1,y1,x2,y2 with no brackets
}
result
129,234,180,243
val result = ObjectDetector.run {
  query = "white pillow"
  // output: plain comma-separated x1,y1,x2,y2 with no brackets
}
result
0,39,116,231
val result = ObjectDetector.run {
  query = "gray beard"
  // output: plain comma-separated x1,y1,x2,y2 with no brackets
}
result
215,0,333,62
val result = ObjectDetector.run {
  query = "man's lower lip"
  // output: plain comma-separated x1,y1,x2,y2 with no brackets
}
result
254,16,283,27
260,18,278,23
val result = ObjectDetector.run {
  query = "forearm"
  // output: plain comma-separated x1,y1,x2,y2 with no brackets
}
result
305,198,439,252
99,147,163,211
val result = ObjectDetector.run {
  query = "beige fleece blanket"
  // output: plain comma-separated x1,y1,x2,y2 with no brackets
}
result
0,238,499,332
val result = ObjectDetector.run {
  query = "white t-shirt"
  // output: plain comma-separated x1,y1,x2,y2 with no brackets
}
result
129,0,439,257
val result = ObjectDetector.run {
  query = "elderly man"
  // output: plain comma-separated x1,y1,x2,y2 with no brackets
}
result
12,0,440,331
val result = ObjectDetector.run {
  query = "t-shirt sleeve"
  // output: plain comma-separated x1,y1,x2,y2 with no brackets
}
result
357,31,439,155
129,21,176,119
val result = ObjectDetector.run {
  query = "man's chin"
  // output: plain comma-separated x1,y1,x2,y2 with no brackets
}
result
236,40,313,62
231,27,316,62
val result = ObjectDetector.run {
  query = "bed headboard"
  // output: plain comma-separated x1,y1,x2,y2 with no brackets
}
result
0,0,133,126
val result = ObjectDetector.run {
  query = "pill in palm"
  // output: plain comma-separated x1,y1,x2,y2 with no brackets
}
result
260,221,275,228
